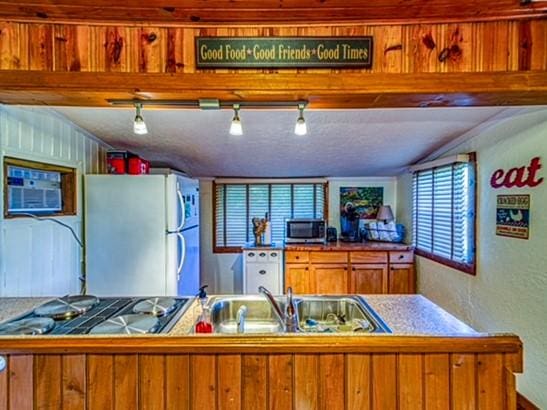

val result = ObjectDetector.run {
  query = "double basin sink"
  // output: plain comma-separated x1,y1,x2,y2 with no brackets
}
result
202,295,390,335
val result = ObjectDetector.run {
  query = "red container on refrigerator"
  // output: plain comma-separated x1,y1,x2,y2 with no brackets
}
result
128,157,150,175
106,151,127,174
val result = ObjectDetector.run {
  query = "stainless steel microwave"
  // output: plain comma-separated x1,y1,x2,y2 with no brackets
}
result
285,219,326,244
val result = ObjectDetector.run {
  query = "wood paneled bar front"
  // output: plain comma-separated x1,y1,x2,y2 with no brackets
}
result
0,334,522,410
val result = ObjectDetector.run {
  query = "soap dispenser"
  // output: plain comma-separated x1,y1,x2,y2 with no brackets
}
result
195,285,213,334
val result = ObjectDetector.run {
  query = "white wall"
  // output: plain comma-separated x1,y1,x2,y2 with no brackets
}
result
200,177,398,294
0,106,109,297
397,108,547,407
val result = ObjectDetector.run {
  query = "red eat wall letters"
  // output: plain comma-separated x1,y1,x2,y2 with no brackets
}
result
490,157,544,189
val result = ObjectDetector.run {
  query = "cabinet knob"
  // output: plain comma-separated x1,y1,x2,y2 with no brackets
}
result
249,252,255,257
259,270,267,275
399,255,404,259
259,252,266,257
295,256,300,260
352,267,356,271
0,356,5,373
271,252,277,257
305,267,308,271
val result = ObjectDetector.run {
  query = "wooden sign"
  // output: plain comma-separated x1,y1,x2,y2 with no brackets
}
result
496,195,530,239
490,157,543,189
196,37,373,68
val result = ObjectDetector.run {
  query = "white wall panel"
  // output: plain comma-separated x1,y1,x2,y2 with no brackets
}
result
0,106,109,297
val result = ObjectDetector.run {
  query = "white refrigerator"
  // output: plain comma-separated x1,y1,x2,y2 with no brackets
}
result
84,172,200,296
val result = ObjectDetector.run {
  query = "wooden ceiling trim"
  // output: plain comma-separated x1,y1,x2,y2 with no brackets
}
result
0,1,544,26
0,70,546,108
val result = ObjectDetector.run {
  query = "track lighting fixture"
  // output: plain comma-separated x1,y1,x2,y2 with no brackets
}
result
294,103,307,136
133,103,148,135
229,104,243,136
110,99,310,136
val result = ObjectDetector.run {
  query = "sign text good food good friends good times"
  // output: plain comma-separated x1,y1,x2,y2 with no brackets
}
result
196,37,373,68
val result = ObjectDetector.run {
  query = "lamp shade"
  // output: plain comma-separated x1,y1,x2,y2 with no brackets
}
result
376,205,394,222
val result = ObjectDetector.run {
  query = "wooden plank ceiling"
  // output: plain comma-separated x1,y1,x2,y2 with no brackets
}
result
0,0,545,26
0,3,545,108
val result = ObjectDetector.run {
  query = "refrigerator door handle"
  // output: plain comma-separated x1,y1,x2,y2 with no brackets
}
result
176,183,186,231
177,232,186,281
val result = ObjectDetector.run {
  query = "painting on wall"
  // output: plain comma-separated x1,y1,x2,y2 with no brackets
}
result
496,194,530,240
340,187,384,220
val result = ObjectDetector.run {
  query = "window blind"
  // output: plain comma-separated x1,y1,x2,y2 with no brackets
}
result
412,160,475,271
215,182,326,251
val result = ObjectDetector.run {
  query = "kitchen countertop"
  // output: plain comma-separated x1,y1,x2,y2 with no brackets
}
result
284,241,412,251
0,294,478,337
241,242,284,250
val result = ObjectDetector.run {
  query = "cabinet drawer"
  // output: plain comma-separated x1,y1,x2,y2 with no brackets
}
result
310,252,348,264
389,251,414,264
285,251,309,263
350,251,388,264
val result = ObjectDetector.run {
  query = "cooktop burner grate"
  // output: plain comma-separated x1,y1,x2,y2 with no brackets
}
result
133,297,177,317
89,314,160,335
0,296,190,336
34,295,100,320
0,317,55,335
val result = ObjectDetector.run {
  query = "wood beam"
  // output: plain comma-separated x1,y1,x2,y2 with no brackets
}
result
0,70,546,109
0,1,544,26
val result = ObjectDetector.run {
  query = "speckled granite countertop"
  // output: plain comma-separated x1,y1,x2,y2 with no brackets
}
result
0,294,479,337
364,295,477,336
284,241,412,252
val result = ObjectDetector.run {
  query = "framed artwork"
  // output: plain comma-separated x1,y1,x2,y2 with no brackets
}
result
340,187,384,220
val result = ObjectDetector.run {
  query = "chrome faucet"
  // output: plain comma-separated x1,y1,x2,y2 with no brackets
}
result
258,286,299,333
236,305,248,334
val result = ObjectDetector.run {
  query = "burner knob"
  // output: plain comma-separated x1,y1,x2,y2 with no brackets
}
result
0,356,6,372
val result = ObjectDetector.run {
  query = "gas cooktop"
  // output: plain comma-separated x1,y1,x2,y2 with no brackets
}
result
0,295,191,336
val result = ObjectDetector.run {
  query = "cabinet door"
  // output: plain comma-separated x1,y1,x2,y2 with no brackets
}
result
245,263,281,294
311,264,348,295
388,263,416,294
285,263,311,294
350,264,387,294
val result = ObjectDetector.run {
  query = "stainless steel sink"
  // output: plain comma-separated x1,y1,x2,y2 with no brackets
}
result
207,295,285,334
198,295,390,334
296,296,390,333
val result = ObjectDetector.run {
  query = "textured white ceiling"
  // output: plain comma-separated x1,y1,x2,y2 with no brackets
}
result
51,106,526,177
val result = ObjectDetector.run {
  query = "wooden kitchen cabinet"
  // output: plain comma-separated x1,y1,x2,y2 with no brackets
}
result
350,264,387,294
311,264,348,294
285,246,415,295
284,263,311,294
388,263,416,294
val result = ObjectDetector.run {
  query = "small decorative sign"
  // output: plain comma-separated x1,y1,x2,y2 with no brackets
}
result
196,37,373,68
496,194,530,239
490,157,543,189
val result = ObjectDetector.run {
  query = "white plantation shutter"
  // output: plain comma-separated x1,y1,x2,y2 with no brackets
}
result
215,182,326,250
412,159,475,271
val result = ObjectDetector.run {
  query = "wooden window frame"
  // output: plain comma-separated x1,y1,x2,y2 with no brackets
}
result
413,153,477,275
3,156,77,218
213,181,329,254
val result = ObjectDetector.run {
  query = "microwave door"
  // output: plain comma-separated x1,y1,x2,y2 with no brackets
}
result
288,222,313,238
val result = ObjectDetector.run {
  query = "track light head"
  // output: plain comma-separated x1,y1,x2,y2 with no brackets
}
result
294,103,307,136
133,103,148,135
229,104,243,136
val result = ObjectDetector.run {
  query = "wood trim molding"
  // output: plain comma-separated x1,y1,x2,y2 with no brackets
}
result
0,334,522,355
0,1,544,26
517,392,540,410
0,71,546,109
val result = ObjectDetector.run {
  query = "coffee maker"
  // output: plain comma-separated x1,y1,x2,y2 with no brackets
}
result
340,203,361,242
